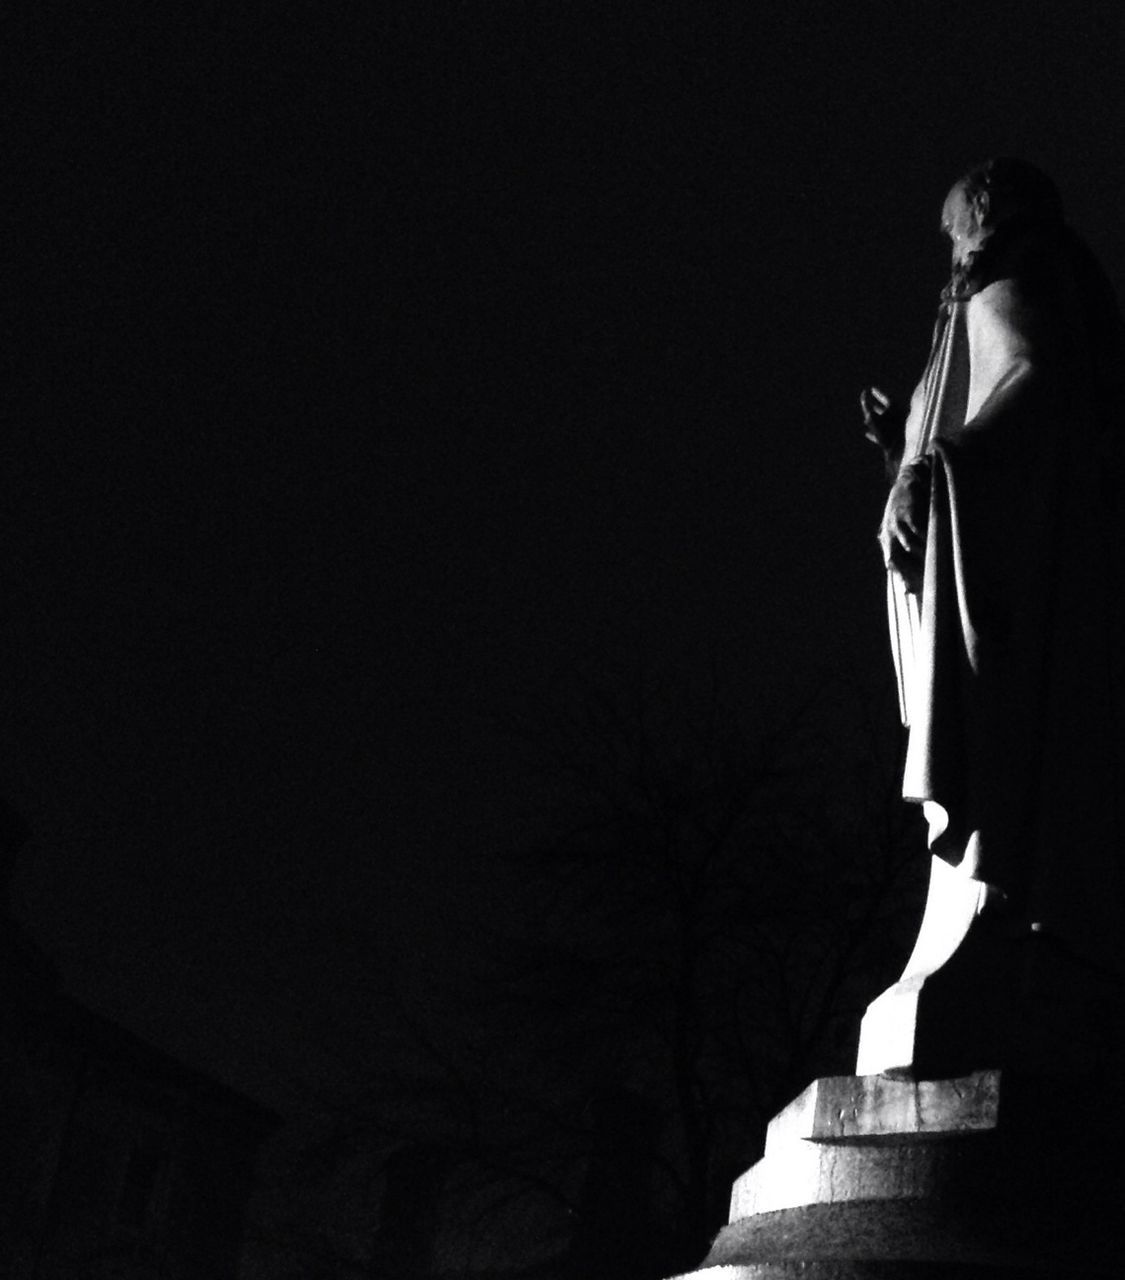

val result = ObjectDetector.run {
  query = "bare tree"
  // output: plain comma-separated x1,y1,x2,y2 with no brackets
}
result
258,655,926,1277
463,655,925,1268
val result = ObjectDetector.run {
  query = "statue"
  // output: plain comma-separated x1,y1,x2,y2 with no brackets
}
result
857,159,1125,1075
663,166,1125,1278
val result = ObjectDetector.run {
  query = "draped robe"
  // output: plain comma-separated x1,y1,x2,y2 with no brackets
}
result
887,247,1124,972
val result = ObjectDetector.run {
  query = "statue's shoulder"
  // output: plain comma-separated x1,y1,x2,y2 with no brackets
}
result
969,276,1053,353
971,276,1033,315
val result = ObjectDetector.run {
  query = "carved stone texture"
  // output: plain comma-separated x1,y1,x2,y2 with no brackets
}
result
665,1070,1124,1279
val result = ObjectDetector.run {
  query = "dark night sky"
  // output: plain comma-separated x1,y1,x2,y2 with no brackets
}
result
8,3,1125,1110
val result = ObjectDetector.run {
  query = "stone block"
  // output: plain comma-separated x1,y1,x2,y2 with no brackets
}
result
763,1071,1000,1153
664,1070,1124,1279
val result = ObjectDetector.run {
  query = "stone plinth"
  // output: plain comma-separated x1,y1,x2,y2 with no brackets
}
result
667,1070,1123,1279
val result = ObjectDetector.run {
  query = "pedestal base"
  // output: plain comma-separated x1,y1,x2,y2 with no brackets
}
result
666,1071,1123,1278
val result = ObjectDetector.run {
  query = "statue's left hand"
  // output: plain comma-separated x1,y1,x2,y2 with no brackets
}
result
878,458,932,594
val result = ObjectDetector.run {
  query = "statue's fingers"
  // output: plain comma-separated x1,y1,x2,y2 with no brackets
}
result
861,386,889,417
895,523,924,555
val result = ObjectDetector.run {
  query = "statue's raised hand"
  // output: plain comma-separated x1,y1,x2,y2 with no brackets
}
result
860,386,905,469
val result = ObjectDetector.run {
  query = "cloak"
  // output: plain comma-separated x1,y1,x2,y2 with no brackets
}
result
887,230,1125,970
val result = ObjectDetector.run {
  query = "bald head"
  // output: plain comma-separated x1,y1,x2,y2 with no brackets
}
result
941,158,1064,270
940,181,988,270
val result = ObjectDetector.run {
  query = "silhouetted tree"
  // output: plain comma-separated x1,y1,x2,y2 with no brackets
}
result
465,656,925,1270
264,656,926,1277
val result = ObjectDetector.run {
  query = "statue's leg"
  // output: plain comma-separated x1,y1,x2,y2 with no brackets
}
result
856,852,988,1076
856,836,1122,1079
895,846,987,982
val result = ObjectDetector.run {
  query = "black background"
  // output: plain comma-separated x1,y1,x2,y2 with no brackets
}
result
9,2,1125,1111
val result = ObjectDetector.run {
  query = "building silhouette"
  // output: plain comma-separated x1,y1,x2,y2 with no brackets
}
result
1,802,276,1279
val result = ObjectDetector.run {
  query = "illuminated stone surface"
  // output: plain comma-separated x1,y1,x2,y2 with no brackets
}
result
666,1071,1122,1278
855,887,1123,1081
762,1071,1000,1152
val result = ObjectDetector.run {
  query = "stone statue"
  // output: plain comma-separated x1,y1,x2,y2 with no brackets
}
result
665,166,1125,1278
857,159,1125,1075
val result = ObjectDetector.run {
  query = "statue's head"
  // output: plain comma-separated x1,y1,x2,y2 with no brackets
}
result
942,158,1063,271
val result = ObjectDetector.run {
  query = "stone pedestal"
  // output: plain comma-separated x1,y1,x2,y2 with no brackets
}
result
667,1070,1124,1278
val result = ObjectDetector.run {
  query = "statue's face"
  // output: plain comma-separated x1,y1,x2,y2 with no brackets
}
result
940,181,989,269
